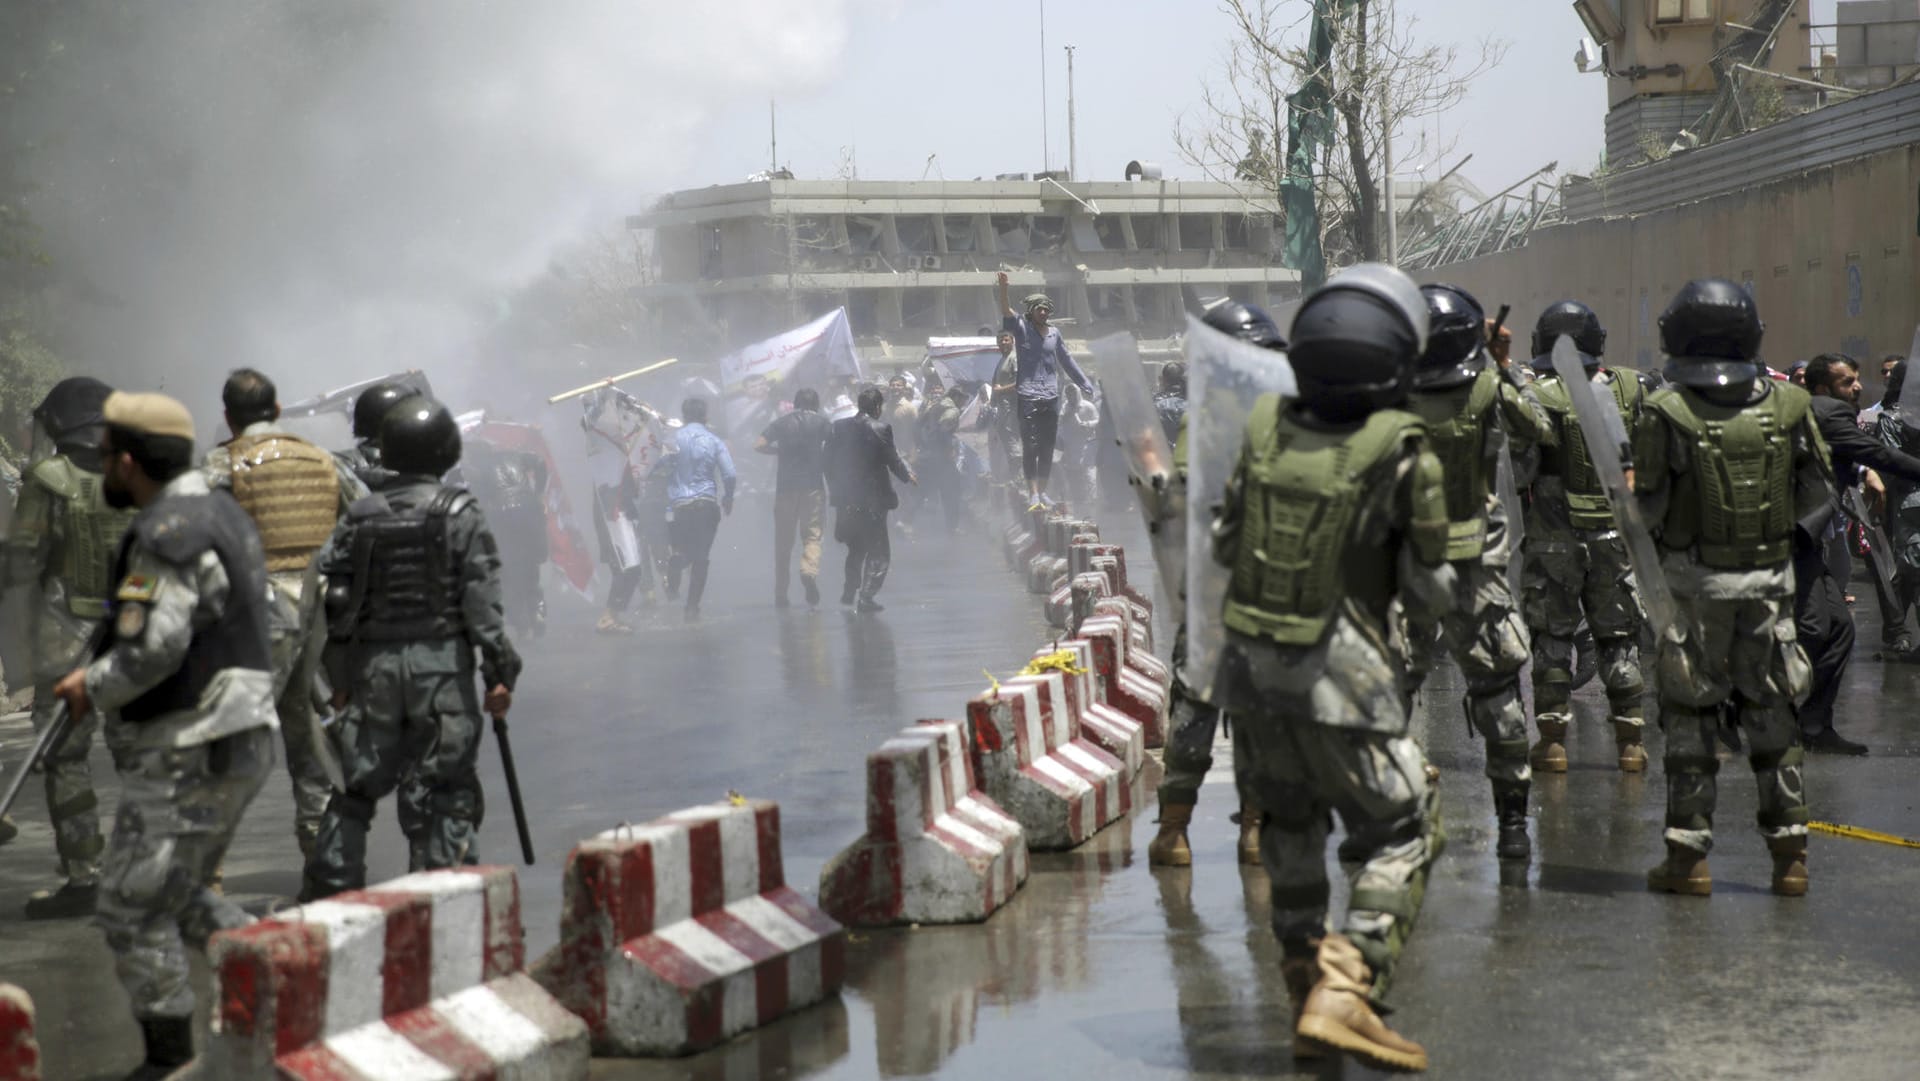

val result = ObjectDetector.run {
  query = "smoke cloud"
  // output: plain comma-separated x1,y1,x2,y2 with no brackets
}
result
19,1,868,409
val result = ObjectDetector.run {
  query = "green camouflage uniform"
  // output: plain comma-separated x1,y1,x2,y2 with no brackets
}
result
1635,379,1829,854
87,471,278,1023
1213,395,1455,994
1405,367,1553,793
0,453,134,886
1524,369,1651,736
1158,419,1222,806
204,422,367,855
303,474,522,898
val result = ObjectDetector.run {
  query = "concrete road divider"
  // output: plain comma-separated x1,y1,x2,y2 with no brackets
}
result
534,800,845,1057
1035,642,1148,772
1075,615,1172,748
1093,595,1153,656
208,866,588,1081
966,670,1128,850
819,720,1029,927
1,983,40,1081
1068,572,1113,632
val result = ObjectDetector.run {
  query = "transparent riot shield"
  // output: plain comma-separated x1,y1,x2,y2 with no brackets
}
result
1089,332,1184,614
1183,315,1296,702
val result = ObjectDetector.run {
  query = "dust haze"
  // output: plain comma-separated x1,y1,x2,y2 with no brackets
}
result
14,1,868,416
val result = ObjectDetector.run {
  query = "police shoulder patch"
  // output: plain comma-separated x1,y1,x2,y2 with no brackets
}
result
115,601,148,639
115,574,160,603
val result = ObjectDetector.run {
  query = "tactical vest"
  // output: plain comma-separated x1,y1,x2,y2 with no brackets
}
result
1221,401,1423,647
1647,383,1807,570
1537,370,1642,530
112,490,273,724
344,486,470,641
30,456,135,619
1409,366,1499,561
227,432,340,573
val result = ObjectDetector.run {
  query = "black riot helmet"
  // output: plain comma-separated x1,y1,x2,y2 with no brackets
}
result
1201,299,1287,351
1659,278,1766,389
1414,283,1489,391
379,395,463,477
1287,263,1429,420
353,381,416,441
1530,300,1606,369
1158,360,1187,395
33,376,115,456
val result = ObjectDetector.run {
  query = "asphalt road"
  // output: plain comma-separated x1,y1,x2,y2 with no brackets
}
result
4,493,1920,1080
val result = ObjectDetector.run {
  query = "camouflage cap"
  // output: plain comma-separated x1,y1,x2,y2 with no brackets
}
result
1023,292,1054,314
104,391,196,442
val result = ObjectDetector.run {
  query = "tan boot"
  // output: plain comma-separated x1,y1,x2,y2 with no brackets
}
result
1530,717,1569,773
1147,800,1194,867
1614,719,1648,773
1235,805,1263,866
1282,952,1324,1060
1646,842,1712,896
1293,934,1428,1072
1768,835,1808,897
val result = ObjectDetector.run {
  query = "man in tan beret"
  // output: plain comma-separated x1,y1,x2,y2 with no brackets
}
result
50,390,278,1076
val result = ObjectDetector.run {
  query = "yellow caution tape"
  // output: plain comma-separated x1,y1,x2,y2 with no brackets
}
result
1809,820,1920,850
726,790,747,807
982,670,1001,697
1021,650,1088,677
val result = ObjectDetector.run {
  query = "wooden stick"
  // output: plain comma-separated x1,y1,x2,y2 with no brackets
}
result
546,358,680,404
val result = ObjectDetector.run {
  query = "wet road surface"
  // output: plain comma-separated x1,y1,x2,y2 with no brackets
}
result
5,494,1920,1080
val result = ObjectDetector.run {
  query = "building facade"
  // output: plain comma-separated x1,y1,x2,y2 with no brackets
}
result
627,178,1298,362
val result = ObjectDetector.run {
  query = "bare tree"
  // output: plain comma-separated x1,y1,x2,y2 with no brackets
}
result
1176,0,1507,267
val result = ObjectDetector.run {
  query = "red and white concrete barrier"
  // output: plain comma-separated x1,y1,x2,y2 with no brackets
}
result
819,720,1029,927
207,866,588,1081
1034,642,1148,773
966,672,1128,851
1075,615,1172,748
534,800,845,1057
0,983,40,1081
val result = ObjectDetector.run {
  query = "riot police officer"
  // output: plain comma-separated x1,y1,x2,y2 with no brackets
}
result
1634,280,1829,897
1404,284,1553,861
1148,299,1284,869
1523,301,1652,772
1213,265,1451,1072
1,377,135,918
302,396,522,899
203,368,366,856
335,380,414,485
51,391,277,1076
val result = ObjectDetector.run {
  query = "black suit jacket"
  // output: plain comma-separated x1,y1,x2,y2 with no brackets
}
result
828,414,913,511
1810,394,1920,493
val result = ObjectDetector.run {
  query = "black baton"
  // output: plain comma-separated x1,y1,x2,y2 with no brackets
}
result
491,715,536,865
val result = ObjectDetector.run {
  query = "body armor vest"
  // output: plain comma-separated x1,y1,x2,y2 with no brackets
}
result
1647,383,1806,570
227,432,340,573
1537,370,1642,530
1409,366,1499,561
344,487,470,641
112,490,273,724
1222,402,1423,647
31,456,135,619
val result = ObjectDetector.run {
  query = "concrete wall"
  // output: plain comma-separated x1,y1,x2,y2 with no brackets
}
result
1423,142,1920,381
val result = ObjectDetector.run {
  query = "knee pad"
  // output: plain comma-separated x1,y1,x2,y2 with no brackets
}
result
329,791,376,824
1490,737,1532,765
1662,754,1719,832
429,786,482,821
1534,667,1573,711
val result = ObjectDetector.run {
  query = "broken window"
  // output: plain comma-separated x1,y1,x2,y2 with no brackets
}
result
895,215,935,253
847,215,883,254
1031,216,1067,253
1222,215,1251,250
944,216,978,252
1132,215,1163,250
992,214,1030,254
1179,214,1214,250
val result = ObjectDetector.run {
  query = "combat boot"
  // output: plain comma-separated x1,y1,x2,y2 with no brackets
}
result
1768,835,1808,897
1235,805,1262,866
24,879,97,920
1147,801,1194,867
1614,719,1648,773
1530,718,1569,773
1293,933,1429,1072
0,814,15,845
1281,948,1325,1060
125,1014,194,1080
1646,842,1712,896
1494,787,1530,861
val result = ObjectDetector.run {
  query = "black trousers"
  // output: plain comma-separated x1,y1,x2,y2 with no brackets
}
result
1018,397,1059,486
1795,547,1856,739
838,505,892,602
668,500,724,607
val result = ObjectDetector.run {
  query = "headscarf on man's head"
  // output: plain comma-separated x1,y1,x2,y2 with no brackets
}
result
1023,293,1053,316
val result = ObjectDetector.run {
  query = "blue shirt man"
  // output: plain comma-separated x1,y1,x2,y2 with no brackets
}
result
995,270,1094,506
663,398,735,620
